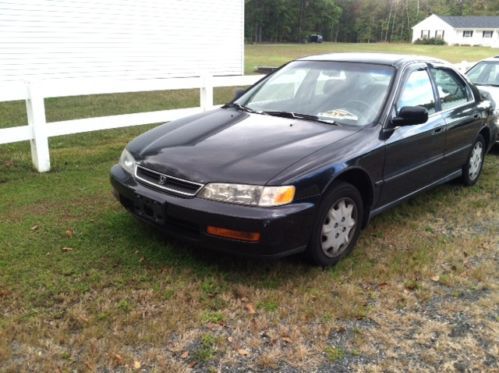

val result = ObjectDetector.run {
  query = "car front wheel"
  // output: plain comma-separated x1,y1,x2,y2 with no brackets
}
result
307,181,363,266
462,134,485,186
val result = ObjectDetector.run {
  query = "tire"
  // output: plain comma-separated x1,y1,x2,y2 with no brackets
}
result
461,134,485,186
306,181,364,267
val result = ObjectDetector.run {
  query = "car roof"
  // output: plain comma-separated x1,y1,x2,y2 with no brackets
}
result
299,52,448,68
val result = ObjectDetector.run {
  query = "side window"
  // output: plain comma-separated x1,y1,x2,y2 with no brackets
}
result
397,70,436,114
431,68,471,111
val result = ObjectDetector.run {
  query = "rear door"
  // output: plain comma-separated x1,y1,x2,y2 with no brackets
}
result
380,66,446,206
429,67,481,174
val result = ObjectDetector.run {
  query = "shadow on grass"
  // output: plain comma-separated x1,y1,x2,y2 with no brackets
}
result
88,209,316,288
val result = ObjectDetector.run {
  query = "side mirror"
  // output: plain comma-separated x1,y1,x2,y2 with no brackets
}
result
233,89,246,100
392,106,428,126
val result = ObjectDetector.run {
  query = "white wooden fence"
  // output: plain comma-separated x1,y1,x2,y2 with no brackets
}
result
0,74,263,172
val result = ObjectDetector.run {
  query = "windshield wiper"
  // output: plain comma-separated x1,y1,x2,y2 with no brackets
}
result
224,102,260,114
262,110,336,125
476,83,499,87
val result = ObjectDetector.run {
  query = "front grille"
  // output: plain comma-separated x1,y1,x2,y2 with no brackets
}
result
135,165,204,197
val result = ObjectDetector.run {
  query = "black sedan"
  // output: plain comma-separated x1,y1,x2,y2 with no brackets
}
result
111,53,497,266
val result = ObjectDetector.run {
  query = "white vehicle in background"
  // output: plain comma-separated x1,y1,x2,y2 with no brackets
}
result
466,56,499,143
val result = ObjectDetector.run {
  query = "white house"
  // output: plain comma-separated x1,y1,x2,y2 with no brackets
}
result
0,0,245,82
412,14,499,48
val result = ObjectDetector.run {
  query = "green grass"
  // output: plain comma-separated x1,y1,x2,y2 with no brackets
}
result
0,88,236,128
192,334,218,363
244,42,497,72
324,346,346,362
0,43,498,370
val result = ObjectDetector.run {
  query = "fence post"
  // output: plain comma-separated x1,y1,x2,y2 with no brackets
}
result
26,82,50,172
200,73,213,111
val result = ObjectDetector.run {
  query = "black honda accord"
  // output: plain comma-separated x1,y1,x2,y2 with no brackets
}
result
111,53,497,266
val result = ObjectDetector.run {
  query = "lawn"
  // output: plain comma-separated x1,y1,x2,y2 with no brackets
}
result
0,43,498,371
244,42,497,73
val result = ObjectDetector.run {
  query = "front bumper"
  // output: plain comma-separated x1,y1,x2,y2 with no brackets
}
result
110,165,317,258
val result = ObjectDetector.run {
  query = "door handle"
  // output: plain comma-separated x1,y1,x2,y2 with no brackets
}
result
433,127,443,134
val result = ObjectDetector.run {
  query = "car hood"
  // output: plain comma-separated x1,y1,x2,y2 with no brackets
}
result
128,108,358,185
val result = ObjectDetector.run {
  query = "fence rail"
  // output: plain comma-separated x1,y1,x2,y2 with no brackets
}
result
0,74,264,172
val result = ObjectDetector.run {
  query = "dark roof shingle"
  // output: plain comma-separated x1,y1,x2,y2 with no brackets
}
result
438,15,499,28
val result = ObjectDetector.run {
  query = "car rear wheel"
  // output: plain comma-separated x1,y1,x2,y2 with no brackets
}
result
462,134,485,186
307,181,363,266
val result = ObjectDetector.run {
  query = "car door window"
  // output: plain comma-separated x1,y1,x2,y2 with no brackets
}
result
397,70,436,114
431,68,472,111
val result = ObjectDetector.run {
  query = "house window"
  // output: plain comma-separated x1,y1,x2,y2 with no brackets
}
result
421,30,430,39
483,31,493,38
463,30,473,38
435,30,445,39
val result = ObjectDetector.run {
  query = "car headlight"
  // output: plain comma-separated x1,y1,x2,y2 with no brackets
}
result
199,183,295,207
494,109,499,127
119,148,136,175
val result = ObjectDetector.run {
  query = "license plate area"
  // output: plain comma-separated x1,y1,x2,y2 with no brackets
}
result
135,193,165,224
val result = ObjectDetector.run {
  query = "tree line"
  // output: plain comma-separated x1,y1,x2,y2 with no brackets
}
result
245,0,499,43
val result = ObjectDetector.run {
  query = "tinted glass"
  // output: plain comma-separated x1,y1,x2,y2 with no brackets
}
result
431,68,471,111
237,61,395,126
467,61,499,86
397,70,436,114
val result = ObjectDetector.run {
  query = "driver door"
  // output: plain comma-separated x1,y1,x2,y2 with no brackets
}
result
379,67,447,206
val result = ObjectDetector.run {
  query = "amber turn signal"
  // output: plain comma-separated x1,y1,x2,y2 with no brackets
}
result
207,226,261,242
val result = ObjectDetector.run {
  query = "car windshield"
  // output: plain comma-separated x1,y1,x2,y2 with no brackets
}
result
467,61,499,87
235,60,395,126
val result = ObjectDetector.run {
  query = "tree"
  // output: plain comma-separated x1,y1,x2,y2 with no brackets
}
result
244,0,499,43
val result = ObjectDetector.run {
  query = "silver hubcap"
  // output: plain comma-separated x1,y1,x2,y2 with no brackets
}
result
321,198,357,258
468,141,483,181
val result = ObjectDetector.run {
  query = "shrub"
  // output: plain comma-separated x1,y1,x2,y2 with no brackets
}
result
414,37,446,45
